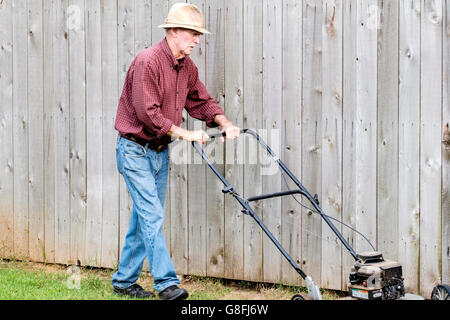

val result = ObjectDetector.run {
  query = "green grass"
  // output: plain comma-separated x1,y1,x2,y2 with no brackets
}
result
0,260,135,300
0,259,340,300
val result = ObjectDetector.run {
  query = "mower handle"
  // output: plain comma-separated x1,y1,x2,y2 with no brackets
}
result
192,128,359,261
207,128,246,139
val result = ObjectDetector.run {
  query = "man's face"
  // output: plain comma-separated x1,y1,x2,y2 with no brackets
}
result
173,28,201,58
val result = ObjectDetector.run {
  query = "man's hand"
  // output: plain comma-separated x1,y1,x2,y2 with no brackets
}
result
168,125,209,144
187,130,209,144
214,115,240,142
220,123,240,141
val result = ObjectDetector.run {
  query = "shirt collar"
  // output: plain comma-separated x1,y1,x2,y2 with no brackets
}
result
161,38,185,71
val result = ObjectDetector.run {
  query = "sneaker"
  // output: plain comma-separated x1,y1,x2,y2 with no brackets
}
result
158,285,189,300
113,283,155,299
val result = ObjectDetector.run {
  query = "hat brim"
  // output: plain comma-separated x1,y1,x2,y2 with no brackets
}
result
158,23,210,35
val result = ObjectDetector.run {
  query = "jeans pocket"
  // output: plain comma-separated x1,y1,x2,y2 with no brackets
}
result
124,142,146,158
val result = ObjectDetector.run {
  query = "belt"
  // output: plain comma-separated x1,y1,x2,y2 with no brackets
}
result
122,134,168,152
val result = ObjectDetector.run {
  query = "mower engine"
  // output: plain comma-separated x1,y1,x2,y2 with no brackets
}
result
348,252,405,300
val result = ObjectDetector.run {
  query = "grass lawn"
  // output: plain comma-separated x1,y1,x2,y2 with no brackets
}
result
0,258,341,300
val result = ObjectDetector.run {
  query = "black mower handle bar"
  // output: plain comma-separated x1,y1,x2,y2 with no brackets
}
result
207,128,244,139
191,129,359,263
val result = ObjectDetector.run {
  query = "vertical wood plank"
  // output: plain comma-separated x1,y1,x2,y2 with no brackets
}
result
187,0,208,277
243,0,264,283
134,0,152,52
398,0,421,293
223,0,244,280
355,0,378,253
321,0,343,290
28,0,45,263
68,0,86,265
117,0,136,270
342,0,358,290
12,0,29,259
152,0,169,46
420,0,442,298
302,0,323,285
43,0,55,264
52,0,71,265
85,0,103,267
262,0,283,283
101,0,119,268
205,0,226,278
169,143,189,276
442,0,450,286
0,0,14,258
281,0,303,286
377,0,399,262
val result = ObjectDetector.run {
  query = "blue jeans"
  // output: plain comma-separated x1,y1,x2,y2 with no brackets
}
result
112,136,180,293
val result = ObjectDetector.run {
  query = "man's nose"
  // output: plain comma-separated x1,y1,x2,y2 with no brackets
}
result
193,35,200,44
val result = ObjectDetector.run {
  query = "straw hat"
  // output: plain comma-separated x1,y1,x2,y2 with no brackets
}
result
158,3,210,34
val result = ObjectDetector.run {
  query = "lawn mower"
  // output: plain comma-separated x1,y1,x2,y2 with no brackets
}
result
191,128,448,300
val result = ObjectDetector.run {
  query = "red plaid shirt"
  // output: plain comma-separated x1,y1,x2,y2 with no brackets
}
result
114,38,225,145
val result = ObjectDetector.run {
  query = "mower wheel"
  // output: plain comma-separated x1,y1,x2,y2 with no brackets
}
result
431,285,450,300
291,293,306,300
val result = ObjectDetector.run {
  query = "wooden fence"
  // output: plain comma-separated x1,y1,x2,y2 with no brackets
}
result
0,0,448,298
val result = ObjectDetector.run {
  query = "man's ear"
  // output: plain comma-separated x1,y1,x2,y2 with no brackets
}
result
167,28,179,38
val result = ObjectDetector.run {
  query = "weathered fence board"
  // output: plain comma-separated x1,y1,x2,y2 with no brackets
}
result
205,0,226,278
12,0,29,259
52,0,71,266
377,0,399,262
68,0,86,266
342,0,358,290
187,0,208,278
281,0,302,286
85,0,103,267
443,0,450,286
398,0,421,293
43,0,55,264
28,0,45,263
0,0,14,258
101,0,120,269
0,0,448,297
356,0,378,254
420,0,443,298
262,0,283,284
302,0,323,286
243,0,264,283
224,0,244,281
321,0,343,290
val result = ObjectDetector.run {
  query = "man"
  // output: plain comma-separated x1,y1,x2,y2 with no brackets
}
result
112,3,240,300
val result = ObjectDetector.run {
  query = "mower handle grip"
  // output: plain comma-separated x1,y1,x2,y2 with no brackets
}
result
207,128,247,139
198,128,277,158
